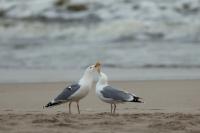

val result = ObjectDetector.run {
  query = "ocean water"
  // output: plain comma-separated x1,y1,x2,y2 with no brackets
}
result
0,0,200,71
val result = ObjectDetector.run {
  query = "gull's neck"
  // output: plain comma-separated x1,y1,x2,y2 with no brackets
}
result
97,72,108,86
79,71,94,87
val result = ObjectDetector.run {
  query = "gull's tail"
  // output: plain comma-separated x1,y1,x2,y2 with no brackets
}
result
43,100,63,108
131,96,144,103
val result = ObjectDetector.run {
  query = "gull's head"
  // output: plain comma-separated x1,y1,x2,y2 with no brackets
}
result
80,64,96,84
85,64,96,74
94,62,108,85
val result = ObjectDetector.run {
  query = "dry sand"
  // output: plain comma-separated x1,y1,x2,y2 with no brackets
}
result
0,80,200,133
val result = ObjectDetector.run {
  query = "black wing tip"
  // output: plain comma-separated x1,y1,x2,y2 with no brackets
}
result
44,101,62,108
131,97,144,103
43,102,52,108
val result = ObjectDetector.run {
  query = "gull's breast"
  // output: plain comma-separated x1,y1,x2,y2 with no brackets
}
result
70,86,90,101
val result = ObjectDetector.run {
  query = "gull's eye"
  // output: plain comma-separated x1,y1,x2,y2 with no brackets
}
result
89,66,92,69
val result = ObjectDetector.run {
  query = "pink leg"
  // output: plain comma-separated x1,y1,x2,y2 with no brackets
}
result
69,102,72,114
76,101,80,114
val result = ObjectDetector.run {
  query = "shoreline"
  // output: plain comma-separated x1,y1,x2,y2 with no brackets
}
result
1,68,200,83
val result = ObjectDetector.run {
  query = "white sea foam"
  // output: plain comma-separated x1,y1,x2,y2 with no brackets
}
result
0,0,200,76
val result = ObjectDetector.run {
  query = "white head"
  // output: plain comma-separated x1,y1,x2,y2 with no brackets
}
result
85,65,96,74
79,64,97,86
83,64,97,78
94,62,108,85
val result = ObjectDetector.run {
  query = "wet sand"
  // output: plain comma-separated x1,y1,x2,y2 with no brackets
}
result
0,80,200,133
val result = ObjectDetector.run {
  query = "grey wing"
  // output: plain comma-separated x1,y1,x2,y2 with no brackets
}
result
101,86,132,102
54,83,80,102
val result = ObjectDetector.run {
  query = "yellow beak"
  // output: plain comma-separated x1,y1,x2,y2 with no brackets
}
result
94,61,101,73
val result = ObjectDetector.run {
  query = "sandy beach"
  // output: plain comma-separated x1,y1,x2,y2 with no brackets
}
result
0,80,200,133
1,0,200,132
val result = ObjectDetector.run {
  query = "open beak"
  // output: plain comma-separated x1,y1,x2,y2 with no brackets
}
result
94,61,101,74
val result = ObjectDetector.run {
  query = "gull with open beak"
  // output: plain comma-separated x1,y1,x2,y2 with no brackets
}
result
44,64,96,114
95,62,143,114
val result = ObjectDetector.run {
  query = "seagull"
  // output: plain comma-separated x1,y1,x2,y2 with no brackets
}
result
44,64,96,114
94,62,143,114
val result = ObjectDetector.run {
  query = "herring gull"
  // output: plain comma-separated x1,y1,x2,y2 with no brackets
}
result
94,62,143,114
44,65,96,114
